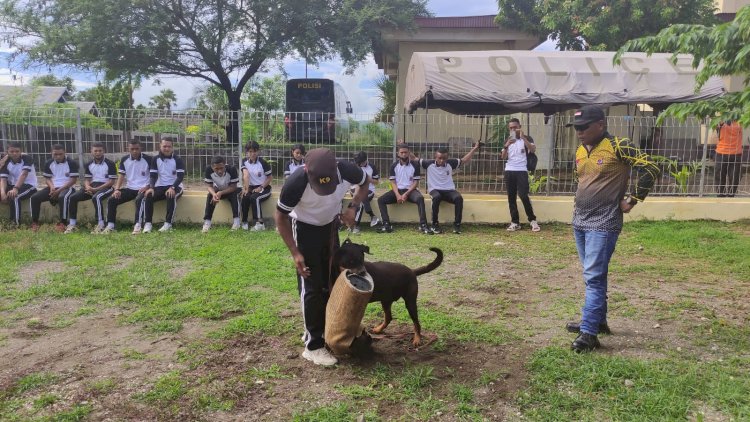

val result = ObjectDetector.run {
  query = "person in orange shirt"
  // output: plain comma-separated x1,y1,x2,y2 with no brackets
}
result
714,121,744,197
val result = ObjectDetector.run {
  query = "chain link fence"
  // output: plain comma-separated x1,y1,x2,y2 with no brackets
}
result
1,107,748,197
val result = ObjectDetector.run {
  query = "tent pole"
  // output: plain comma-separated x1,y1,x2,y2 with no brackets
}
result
546,114,556,196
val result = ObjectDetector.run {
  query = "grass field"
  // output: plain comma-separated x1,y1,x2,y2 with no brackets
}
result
1,220,749,421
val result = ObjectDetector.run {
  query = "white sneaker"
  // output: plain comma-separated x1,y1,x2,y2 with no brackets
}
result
530,220,541,232
100,226,115,234
132,223,142,235
507,223,521,232
251,222,266,231
158,223,172,232
201,222,211,233
230,221,241,231
370,216,380,227
302,347,337,366
63,224,77,234
242,223,249,231
351,226,361,234
143,223,153,233
91,225,104,234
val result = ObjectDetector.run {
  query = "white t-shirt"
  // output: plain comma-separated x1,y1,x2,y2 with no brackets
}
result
505,138,528,172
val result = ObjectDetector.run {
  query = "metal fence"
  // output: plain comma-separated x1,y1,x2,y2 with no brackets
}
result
1,107,748,197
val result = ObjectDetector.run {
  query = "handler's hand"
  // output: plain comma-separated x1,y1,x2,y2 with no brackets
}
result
620,198,635,213
293,252,310,278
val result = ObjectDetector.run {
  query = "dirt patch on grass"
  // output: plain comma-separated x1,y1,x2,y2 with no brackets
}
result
17,261,66,289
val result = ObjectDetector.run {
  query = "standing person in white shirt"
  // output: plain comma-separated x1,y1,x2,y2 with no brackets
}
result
65,142,117,233
419,142,481,234
142,138,185,233
275,148,370,366
240,141,273,231
501,118,540,232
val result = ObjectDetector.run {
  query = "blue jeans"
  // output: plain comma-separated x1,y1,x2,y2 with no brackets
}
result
574,229,619,335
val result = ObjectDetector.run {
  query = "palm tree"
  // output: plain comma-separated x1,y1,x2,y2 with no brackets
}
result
149,88,178,111
374,75,396,123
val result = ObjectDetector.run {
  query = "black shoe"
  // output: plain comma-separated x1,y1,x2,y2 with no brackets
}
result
453,223,461,234
571,333,600,353
431,224,442,234
379,223,393,233
420,224,433,235
565,321,612,335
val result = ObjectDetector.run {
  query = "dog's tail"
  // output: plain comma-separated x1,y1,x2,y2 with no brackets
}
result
413,247,443,276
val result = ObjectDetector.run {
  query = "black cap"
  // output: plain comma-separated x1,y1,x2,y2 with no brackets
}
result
565,105,606,127
305,148,339,195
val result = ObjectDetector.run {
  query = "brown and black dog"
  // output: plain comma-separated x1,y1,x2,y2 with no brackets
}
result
331,239,443,347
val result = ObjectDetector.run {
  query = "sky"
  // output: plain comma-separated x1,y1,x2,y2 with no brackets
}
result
0,0,543,114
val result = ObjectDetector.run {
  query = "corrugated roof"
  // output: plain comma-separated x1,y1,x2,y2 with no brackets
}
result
68,101,97,114
414,15,498,29
0,85,68,106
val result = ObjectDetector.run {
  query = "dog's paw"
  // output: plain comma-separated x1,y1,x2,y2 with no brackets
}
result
411,335,423,348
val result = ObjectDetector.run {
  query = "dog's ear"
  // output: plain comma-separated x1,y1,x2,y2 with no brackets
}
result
362,245,371,254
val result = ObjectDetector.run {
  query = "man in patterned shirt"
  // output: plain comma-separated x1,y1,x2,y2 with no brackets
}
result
565,105,660,353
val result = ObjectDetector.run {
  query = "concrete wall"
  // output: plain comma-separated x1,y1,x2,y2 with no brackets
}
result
5,191,748,227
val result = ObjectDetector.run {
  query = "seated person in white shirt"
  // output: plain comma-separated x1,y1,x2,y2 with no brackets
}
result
142,138,185,233
65,142,117,233
376,143,430,234
419,142,480,234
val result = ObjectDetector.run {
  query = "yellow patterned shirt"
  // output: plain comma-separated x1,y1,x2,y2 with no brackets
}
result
573,133,660,232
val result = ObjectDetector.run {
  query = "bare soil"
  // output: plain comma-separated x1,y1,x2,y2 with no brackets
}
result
1,234,747,420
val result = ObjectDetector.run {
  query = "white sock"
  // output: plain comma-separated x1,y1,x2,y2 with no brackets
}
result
69,219,76,226
107,222,115,229
233,217,240,225
204,220,211,225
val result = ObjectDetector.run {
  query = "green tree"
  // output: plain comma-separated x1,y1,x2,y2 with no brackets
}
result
1,0,429,141
374,75,396,123
149,88,177,111
77,76,141,109
615,5,750,128
495,0,717,51
242,75,286,112
29,74,75,98
190,84,229,110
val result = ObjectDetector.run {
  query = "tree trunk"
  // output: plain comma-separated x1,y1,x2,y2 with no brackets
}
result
226,90,242,145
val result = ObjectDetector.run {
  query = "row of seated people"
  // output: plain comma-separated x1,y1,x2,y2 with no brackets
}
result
0,139,482,234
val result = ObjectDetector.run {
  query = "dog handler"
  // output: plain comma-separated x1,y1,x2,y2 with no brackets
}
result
566,105,660,353
275,148,370,366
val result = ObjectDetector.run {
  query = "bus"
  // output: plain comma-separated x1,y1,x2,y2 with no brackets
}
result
284,78,353,143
